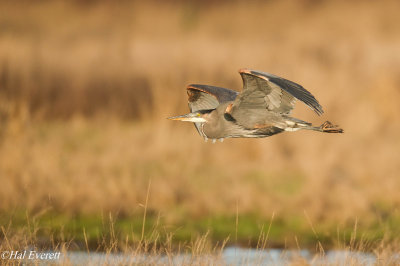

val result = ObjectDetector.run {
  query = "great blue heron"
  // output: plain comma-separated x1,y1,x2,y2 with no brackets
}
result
168,69,343,143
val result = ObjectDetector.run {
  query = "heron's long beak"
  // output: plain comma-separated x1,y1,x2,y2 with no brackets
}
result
167,113,206,123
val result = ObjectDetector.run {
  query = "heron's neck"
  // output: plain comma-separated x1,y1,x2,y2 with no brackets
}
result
202,111,225,139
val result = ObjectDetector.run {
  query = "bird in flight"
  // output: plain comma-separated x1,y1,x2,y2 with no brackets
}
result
168,69,343,143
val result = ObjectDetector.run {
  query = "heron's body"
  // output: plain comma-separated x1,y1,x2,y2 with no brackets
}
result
201,103,284,139
169,69,343,142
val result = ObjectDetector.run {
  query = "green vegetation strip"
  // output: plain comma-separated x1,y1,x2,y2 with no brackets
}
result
1,211,398,251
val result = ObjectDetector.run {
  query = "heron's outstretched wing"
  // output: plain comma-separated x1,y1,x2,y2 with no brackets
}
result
231,69,323,116
187,84,238,112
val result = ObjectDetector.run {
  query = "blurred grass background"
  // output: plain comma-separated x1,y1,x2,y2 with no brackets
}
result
1,0,400,249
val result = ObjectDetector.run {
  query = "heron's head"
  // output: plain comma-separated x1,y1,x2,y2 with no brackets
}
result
167,110,212,123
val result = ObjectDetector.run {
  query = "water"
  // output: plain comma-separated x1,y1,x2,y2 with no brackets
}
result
61,247,382,265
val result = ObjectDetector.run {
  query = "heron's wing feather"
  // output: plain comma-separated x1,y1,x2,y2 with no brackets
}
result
232,69,323,116
187,84,238,112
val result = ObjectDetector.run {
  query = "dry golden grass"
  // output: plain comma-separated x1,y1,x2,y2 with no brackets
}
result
1,0,400,253
1,210,400,265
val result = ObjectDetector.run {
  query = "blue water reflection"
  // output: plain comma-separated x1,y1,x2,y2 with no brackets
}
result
64,247,390,265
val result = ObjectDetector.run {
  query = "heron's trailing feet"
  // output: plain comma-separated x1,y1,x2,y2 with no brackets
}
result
314,121,344,133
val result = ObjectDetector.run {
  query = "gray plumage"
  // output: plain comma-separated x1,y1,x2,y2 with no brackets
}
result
168,68,343,142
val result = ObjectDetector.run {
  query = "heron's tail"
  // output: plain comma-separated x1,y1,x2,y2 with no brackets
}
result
314,121,343,133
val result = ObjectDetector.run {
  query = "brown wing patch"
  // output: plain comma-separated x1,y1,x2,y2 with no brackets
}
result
187,86,217,102
187,90,200,102
187,89,200,102
239,68,270,82
238,68,252,74
254,123,273,129
225,103,233,114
